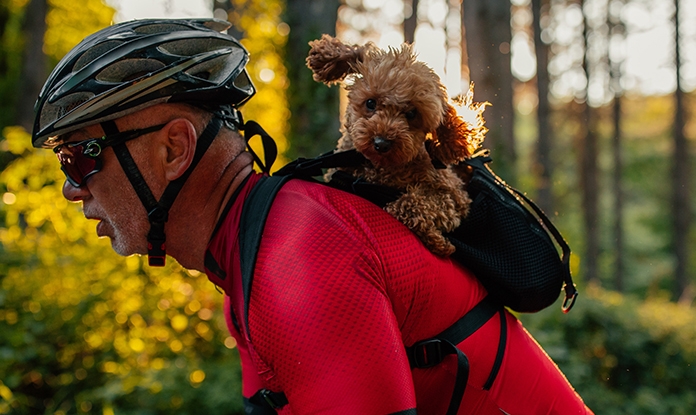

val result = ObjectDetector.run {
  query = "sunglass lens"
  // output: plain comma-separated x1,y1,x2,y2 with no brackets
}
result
57,145,98,187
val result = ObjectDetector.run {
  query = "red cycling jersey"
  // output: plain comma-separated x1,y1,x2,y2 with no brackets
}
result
204,172,593,415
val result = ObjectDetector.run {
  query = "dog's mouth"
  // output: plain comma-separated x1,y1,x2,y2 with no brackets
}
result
362,136,408,168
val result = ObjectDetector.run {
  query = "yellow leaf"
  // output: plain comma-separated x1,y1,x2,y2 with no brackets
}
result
3,126,32,155
170,314,188,332
0,381,13,402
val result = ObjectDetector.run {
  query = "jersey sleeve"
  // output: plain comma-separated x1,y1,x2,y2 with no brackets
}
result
246,185,418,414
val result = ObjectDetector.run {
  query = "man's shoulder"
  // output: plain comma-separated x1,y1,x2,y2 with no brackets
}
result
260,177,418,254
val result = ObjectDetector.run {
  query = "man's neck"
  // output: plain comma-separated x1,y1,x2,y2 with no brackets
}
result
167,150,254,271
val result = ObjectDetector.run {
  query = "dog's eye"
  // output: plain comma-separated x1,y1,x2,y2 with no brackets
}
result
404,108,417,120
365,99,377,111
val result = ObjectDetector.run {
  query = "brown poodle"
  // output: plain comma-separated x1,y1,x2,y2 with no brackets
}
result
306,34,487,256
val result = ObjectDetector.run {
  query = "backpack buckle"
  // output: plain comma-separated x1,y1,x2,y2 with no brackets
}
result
259,388,289,409
408,338,444,368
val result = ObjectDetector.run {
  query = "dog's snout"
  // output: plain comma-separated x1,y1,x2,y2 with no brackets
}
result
373,136,392,153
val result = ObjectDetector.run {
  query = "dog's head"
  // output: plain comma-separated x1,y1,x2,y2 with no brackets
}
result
307,35,484,168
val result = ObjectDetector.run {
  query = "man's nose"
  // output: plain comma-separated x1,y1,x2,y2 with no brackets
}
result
62,180,90,202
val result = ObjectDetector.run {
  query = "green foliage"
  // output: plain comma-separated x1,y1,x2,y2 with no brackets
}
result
0,0,30,132
0,0,114,166
44,0,114,65
0,128,243,414
514,92,696,296
522,286,696,414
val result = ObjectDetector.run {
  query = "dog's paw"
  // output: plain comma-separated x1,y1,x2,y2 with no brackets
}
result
427,236,456,257
385,191,459,256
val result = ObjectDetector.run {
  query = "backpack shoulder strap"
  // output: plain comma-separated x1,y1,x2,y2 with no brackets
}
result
238,174,295,330
237,174,296,414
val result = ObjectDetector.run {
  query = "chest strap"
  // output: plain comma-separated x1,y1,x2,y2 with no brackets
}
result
406,295,505,415
248,296,505,414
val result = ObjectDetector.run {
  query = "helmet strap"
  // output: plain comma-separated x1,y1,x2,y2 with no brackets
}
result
240,120,277,174
101,115,223,266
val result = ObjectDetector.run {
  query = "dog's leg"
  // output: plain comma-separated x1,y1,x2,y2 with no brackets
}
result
385,184,459,256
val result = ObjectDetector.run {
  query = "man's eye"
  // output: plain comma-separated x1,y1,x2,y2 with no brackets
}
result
366,99,377,111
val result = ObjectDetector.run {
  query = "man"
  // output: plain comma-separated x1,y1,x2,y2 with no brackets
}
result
33,18,593,415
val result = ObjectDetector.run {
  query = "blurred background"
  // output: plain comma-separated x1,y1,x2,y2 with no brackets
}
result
0,0,694,413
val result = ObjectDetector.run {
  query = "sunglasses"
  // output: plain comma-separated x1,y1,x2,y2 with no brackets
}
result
54,124,166,187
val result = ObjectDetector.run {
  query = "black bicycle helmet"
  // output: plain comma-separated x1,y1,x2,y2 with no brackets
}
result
32,18,255,148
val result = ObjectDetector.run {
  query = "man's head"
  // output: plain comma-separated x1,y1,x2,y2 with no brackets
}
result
33,18,257,266
59,103,216,256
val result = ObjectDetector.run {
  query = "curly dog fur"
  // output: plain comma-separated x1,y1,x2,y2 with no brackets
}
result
306,34,487,256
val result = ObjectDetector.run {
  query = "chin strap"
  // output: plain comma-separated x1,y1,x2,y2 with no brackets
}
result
102,113,224,266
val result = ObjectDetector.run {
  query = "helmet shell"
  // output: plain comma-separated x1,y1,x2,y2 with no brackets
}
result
32,18,255,148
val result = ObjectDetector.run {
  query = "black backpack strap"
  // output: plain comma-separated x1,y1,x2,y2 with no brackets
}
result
239,174,295,330
406,296,504,415
274,148,368,177
238,174,294,413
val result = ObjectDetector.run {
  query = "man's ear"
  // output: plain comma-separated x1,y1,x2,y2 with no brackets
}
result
160,118,197,181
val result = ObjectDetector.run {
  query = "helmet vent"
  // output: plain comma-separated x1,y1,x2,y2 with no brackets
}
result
184,54,241,83
133,23,191,35
39,92,94,132
158,38,235,57
202,19,232,32
233,70,252,90
73,40,125,72
189,71,211,81
96,59,166,83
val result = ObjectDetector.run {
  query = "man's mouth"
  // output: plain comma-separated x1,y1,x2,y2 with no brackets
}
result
95,220,106,237
85,215,107,237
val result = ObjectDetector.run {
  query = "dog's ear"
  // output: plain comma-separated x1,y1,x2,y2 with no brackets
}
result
429,85,489,165
427,104,478,165
306,34,374,85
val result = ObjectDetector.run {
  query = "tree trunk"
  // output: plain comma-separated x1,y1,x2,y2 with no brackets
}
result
404,0,419,44
462,0,516,181
580,0,599,284
672,0,691,301
532,0,553,214
284,0,341,159
609,2,625,292
611,91,624,292
16,0,47,131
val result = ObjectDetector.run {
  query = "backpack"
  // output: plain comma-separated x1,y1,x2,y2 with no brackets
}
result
235,148,577,414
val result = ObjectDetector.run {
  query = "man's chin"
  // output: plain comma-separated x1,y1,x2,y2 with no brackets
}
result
110,239,148,257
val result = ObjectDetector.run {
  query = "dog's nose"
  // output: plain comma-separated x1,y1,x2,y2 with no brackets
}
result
373,136,392,153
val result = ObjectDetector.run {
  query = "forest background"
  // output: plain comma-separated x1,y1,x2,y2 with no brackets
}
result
0,0,695,413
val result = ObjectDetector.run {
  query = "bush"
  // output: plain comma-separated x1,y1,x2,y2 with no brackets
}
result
521,286,696,415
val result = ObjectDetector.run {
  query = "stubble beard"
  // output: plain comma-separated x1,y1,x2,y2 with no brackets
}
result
115,225,148,257
101,210,150,257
